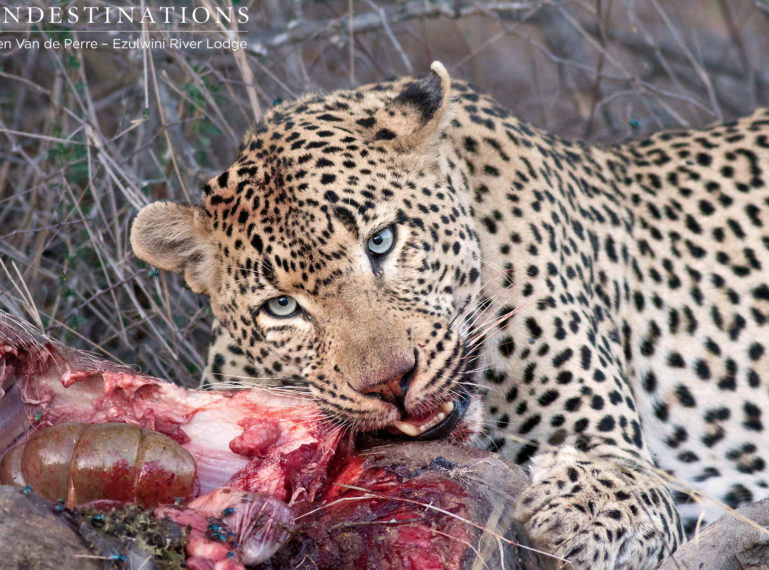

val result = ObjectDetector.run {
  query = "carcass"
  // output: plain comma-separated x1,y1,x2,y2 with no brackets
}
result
0,312,553,569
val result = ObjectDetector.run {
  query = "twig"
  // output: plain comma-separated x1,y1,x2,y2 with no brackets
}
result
348,0,355,85
244,0,539,57
650,0,723,120
0,259,43,330
363,0,414,73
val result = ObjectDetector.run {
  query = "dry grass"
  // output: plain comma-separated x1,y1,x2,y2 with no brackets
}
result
1,0,768,386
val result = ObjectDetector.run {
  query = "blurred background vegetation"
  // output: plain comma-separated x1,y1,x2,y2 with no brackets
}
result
1,0,768,386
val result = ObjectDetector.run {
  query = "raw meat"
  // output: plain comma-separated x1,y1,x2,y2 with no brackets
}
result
0,312,344,504
0,312,552,569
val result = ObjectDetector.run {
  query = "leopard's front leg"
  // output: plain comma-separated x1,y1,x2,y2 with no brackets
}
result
515,446,684,569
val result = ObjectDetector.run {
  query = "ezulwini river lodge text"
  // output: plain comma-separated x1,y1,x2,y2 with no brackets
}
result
2,37,248,52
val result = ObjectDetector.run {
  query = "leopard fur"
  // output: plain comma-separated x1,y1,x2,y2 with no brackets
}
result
131,62,769,568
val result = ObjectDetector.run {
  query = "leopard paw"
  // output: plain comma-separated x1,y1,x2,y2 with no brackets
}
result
515,447,681,569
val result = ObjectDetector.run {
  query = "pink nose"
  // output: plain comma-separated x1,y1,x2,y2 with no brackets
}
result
358,356,416,405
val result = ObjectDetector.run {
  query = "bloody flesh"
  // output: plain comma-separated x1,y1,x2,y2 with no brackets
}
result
0,316,344,504
0,313,549,569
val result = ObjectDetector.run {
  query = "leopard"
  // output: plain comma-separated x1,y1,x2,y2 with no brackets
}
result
130,62,769,568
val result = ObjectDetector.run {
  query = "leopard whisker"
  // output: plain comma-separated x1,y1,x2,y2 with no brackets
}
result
466,301,532,348
450,294,502,346
447,266,507,332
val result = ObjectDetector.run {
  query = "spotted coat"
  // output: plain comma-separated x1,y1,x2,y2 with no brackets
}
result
131,63,769,568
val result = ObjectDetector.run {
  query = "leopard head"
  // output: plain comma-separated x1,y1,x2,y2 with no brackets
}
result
131,63,484,440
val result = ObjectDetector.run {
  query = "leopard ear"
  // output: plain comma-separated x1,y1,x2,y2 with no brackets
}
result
130,202,217,295
366,61,452,153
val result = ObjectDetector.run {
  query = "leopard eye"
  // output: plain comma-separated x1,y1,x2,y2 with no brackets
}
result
265,295,298,318
367,226,396,256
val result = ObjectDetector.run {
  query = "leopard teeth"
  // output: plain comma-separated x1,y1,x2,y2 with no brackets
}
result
392,411,448,437
441,401,454,415
392,420,420,437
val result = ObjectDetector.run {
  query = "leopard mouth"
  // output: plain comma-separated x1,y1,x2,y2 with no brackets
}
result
381,388,472,441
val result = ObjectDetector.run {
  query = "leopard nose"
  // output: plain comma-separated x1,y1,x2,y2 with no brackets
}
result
359,352,417,408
